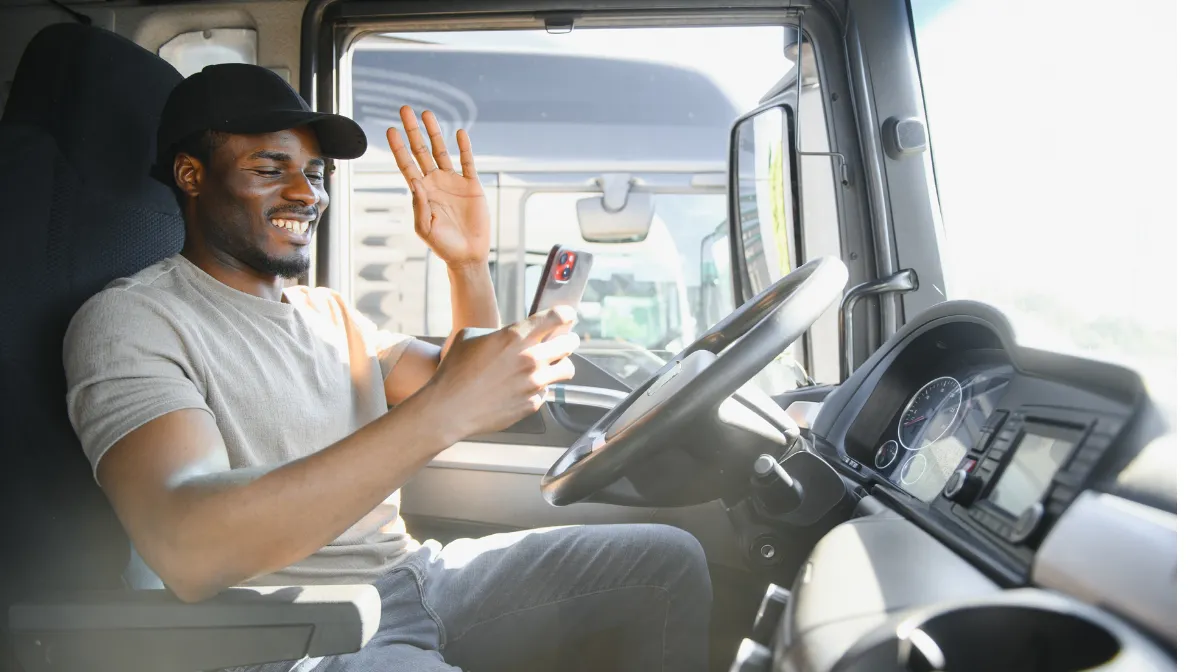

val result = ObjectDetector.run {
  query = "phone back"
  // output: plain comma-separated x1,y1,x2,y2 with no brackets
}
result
530,246,593,316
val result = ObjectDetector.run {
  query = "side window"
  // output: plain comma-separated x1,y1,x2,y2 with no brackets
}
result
343,28,803,388
909,0,1176,408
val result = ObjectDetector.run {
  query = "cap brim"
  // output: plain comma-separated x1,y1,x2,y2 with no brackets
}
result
216,110,369,160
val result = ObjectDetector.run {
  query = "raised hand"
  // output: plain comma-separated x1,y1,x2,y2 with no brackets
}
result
386,106,490,268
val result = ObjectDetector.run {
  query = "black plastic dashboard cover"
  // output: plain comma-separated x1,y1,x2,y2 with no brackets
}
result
815,301,1146,440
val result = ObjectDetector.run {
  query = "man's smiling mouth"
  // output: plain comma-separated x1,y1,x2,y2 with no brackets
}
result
270,217,311,234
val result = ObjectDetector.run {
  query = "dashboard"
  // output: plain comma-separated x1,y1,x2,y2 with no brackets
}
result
735,300,1176,672
873,362,1011,503
812,304,1161,584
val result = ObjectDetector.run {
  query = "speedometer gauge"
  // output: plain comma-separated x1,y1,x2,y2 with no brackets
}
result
897,376,963,450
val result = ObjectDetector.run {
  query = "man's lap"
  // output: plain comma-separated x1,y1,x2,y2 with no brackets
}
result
283,523,711,672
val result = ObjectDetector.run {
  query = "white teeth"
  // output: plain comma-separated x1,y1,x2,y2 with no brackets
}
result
271,219,310,234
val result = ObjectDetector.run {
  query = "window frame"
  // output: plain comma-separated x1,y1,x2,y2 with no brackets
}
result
306,1,879,372
303,3,884,478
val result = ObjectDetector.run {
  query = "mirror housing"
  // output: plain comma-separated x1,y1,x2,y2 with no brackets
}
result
727,101,799,303
577,173,655,243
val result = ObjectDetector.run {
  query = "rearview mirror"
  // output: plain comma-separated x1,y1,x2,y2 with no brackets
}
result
576,174,655,243
730,104,797,297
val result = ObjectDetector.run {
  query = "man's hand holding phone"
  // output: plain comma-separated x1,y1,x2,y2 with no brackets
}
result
423,306,580,442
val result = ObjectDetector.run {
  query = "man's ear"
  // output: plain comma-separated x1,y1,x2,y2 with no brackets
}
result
173,154,204,199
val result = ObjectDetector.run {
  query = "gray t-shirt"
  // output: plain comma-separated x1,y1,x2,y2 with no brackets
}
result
64,254,422,586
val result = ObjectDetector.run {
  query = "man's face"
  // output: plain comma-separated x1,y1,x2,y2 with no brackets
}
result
189,127,329,279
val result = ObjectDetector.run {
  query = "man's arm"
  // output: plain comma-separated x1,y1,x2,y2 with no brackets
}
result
99,397,449,603
382,106,503,405
97,308,578,603
380,263,500,406
443,261,501,356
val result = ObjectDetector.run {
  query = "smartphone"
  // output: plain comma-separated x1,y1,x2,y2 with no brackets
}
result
529,244,593,318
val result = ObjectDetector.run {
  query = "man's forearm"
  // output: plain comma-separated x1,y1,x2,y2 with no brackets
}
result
159,391,457,601
442,261,500,359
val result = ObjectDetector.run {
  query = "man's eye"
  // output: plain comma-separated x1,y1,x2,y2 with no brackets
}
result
307,174,325,182
256,169,282,177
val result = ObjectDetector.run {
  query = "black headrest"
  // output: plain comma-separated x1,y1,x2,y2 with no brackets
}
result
3,23,182,211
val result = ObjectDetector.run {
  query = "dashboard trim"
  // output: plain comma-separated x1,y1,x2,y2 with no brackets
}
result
1033,491,1177,645
870,486,1026,586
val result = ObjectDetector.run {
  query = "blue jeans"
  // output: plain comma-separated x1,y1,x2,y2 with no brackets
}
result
240,524,713,672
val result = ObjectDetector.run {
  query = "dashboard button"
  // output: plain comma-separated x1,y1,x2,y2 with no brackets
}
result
943,468,983,504
1010,502,1045,544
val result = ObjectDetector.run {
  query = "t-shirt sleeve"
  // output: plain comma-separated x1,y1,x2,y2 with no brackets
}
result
64,289,212,478
342,301,414,381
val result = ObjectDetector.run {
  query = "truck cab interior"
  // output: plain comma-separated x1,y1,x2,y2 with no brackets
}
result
0,1,1180,671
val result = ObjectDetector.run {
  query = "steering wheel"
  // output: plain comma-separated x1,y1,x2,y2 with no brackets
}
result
541,256,849,506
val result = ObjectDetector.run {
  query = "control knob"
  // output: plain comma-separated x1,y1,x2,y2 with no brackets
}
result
729,638,773,672
751,584,791,644
942,467,982,504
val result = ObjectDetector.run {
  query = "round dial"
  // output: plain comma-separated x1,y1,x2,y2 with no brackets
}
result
875,440,899,470
900,454,928,485
897,376,963,450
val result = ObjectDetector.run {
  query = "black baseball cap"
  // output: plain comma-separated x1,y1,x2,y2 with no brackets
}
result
155,63,367,178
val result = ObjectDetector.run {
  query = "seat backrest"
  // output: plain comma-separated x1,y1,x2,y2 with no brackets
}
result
0,22,185,621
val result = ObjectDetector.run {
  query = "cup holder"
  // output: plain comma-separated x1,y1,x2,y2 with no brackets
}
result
899,604,1119,672
833,590,1171,672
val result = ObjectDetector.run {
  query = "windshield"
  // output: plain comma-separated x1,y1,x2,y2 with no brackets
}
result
522,191,729,386
911,0,1177,415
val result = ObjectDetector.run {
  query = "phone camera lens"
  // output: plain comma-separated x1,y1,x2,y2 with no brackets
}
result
558,252,571,265
560,266,572,280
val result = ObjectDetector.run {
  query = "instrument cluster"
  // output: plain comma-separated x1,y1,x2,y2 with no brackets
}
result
873,365,1012,502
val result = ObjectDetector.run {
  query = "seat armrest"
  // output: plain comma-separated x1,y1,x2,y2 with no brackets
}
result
8,584,380,672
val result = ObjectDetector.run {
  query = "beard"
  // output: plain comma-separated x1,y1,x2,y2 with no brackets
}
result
197,199,315,280
231,243,310,279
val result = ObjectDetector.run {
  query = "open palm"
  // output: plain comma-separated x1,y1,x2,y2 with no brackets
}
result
386,106,489,268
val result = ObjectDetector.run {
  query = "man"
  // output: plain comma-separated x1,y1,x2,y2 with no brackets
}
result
63,63,711,671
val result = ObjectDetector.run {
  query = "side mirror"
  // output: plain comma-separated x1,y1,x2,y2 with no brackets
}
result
728,104,798,299
576,174,655,243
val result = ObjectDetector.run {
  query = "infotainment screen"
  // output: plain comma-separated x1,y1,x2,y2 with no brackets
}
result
987,423,1080,517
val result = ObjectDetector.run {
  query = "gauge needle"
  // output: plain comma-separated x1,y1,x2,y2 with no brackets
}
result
904,415,926,426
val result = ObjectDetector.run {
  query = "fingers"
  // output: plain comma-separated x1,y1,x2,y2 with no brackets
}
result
386,126,424,188
530,356,577,389
457,129,477,180
422,111,454,172
518,305,578,343
524,332,580,365
400,105,437,175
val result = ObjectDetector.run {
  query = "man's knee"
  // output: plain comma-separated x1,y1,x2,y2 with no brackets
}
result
644,524,707,565
626,524,712,598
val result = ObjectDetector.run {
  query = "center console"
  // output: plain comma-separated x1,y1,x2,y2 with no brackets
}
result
933,405,1123,569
